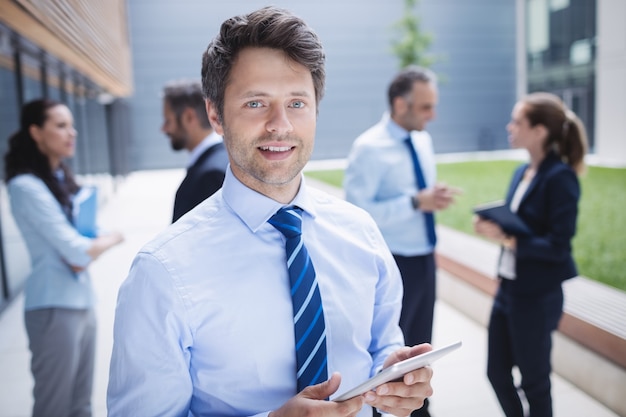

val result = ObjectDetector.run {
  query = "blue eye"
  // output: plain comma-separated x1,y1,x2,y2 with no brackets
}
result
291,101,305,109
247,101,262,108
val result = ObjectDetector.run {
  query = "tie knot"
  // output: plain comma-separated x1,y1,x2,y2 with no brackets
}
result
268,206,303,238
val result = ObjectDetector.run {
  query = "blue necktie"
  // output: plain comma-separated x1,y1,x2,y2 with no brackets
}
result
269,206,328,393
404,137,437,246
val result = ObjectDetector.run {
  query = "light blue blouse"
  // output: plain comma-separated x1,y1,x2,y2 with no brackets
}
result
107,168,405,417
8,174,93,310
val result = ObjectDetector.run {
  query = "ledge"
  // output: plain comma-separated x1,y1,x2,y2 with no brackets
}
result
436,226,626,369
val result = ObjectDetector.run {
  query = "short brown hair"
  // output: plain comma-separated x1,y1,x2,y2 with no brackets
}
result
162,79,211,129
388,65,437,111
201,6,326,122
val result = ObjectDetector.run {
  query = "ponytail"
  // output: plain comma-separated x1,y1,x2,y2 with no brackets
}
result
561,109,587,174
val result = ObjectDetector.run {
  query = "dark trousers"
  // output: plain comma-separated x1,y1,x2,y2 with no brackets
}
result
487,281,563,417
394,253,436,417
394,253,436,347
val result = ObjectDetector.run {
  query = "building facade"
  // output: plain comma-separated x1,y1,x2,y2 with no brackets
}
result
0,0,133,311
518,0,625,165
0,0,624,311
125,0,518,169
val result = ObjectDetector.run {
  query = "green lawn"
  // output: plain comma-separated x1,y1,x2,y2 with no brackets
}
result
305,162,626,292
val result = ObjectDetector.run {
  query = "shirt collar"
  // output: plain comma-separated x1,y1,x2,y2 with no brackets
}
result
383,113,411,142
187,131,223,168
221,167,317,233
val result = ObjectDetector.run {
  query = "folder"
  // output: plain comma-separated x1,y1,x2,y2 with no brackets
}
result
473,201,531,237
73,186,98,238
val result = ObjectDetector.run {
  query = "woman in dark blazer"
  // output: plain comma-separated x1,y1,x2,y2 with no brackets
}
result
474,92,588,417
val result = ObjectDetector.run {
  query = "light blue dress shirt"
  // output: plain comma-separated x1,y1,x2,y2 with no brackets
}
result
344,114,437,256
8,174,93,310
107,167,405,417
187,131,223,168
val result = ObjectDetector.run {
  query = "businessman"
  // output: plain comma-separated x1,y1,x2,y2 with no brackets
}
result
344,66,460,417
108,7,434,417
161,79,229,222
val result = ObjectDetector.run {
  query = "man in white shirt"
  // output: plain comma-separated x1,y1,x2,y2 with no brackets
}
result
108,7,434,417
161,79,229,222
344,67,460,417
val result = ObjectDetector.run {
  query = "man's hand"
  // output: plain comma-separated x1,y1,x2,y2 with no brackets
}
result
270,373,364,417
364,344,434,417
416,183,462,212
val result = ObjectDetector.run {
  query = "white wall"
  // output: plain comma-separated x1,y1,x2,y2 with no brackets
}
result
594,0,626,166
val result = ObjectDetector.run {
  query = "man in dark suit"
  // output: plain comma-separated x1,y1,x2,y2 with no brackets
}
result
162,79,229,222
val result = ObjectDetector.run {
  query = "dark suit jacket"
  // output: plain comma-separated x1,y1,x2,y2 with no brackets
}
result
501,151,580,296
172,142,229,222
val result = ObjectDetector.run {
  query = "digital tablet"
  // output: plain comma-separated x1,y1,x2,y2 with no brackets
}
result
333,340,462,402
473,201,531,237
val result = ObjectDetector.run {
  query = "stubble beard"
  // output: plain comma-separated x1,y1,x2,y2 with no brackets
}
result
170,137,185,151
224,129,312,189
168,124,188,151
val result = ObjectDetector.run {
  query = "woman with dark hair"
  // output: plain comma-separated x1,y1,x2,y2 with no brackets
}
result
474,92,588,417
5,98,124,417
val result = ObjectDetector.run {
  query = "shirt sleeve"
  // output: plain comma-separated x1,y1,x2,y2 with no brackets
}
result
9,175,92,267
366,224,406,371
344,143,416,229
107,252,194,417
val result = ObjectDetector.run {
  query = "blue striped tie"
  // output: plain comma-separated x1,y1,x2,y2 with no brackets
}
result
269,206,328,393
404,137,437,246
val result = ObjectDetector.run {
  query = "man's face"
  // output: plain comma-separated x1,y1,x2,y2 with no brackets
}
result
161,101,188,151
395,81,438,132
208,47,317,200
